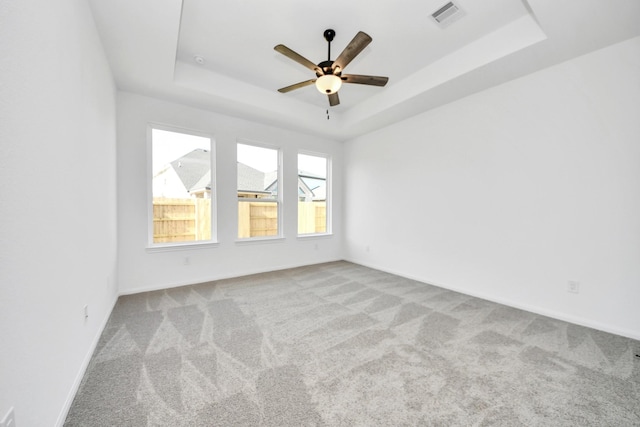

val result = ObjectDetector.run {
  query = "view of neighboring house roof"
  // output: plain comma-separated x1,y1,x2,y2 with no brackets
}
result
263,170,278,191
170,148,211,192
298,171,326,200
190,170,211,193
237,162,270,194
157,149,326,199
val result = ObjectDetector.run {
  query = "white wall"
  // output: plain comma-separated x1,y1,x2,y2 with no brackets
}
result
0,0,118,426
117,92,344,294
344,36,640,340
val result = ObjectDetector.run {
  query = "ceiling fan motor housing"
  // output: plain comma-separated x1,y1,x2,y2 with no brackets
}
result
317,60,339,77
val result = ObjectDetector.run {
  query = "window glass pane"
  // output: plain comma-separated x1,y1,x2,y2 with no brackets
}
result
151,129,212,244
298,153,327,235
237,143,279,238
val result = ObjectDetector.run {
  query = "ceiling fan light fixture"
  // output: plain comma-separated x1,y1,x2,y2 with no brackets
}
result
315,74,342,94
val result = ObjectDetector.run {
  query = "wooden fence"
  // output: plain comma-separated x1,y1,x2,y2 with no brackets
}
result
298,201,327,235
238,202,278,238
238,201,326,237
153,198,326,242
153,198,211,243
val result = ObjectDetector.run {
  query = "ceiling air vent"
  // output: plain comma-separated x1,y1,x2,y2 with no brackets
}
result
431,1,465,28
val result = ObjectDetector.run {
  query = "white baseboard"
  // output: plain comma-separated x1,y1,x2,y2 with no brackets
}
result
55,294,119,427
346,257,640,341
118,258,344,296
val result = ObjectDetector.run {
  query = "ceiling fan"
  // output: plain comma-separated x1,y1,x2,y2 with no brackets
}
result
274,29,389,107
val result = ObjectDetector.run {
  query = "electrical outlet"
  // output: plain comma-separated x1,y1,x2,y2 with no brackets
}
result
1,407,15,427
567,281,580,294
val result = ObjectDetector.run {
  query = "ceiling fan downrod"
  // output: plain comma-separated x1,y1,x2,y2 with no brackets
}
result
323,29,335,62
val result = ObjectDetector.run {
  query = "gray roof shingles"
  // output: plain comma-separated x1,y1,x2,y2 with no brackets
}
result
170,148,211,192
169,150,325,197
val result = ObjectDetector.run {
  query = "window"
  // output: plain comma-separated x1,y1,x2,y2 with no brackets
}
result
298,152,329,235
150,127,214,245
237,142,281,239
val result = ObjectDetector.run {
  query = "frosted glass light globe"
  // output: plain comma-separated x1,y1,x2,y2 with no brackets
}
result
315,74,342,94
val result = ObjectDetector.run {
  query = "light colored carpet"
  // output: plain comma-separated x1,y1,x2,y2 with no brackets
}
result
65,261,640,426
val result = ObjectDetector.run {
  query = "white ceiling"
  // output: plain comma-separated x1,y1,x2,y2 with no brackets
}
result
88,0,640,141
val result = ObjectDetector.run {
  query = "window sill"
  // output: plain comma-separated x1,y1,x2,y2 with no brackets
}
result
146,241,220,253
297,233,333,240
235,236,285,245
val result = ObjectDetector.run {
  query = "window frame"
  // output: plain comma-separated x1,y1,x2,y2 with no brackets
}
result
297,150,332,237
236,139,283,241
146,123,218,250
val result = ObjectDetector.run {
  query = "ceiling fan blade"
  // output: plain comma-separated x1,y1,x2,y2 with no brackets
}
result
277,79,316,93
328,92,340,106
274,44,322,74
333,31,372,71
341,74,389,86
